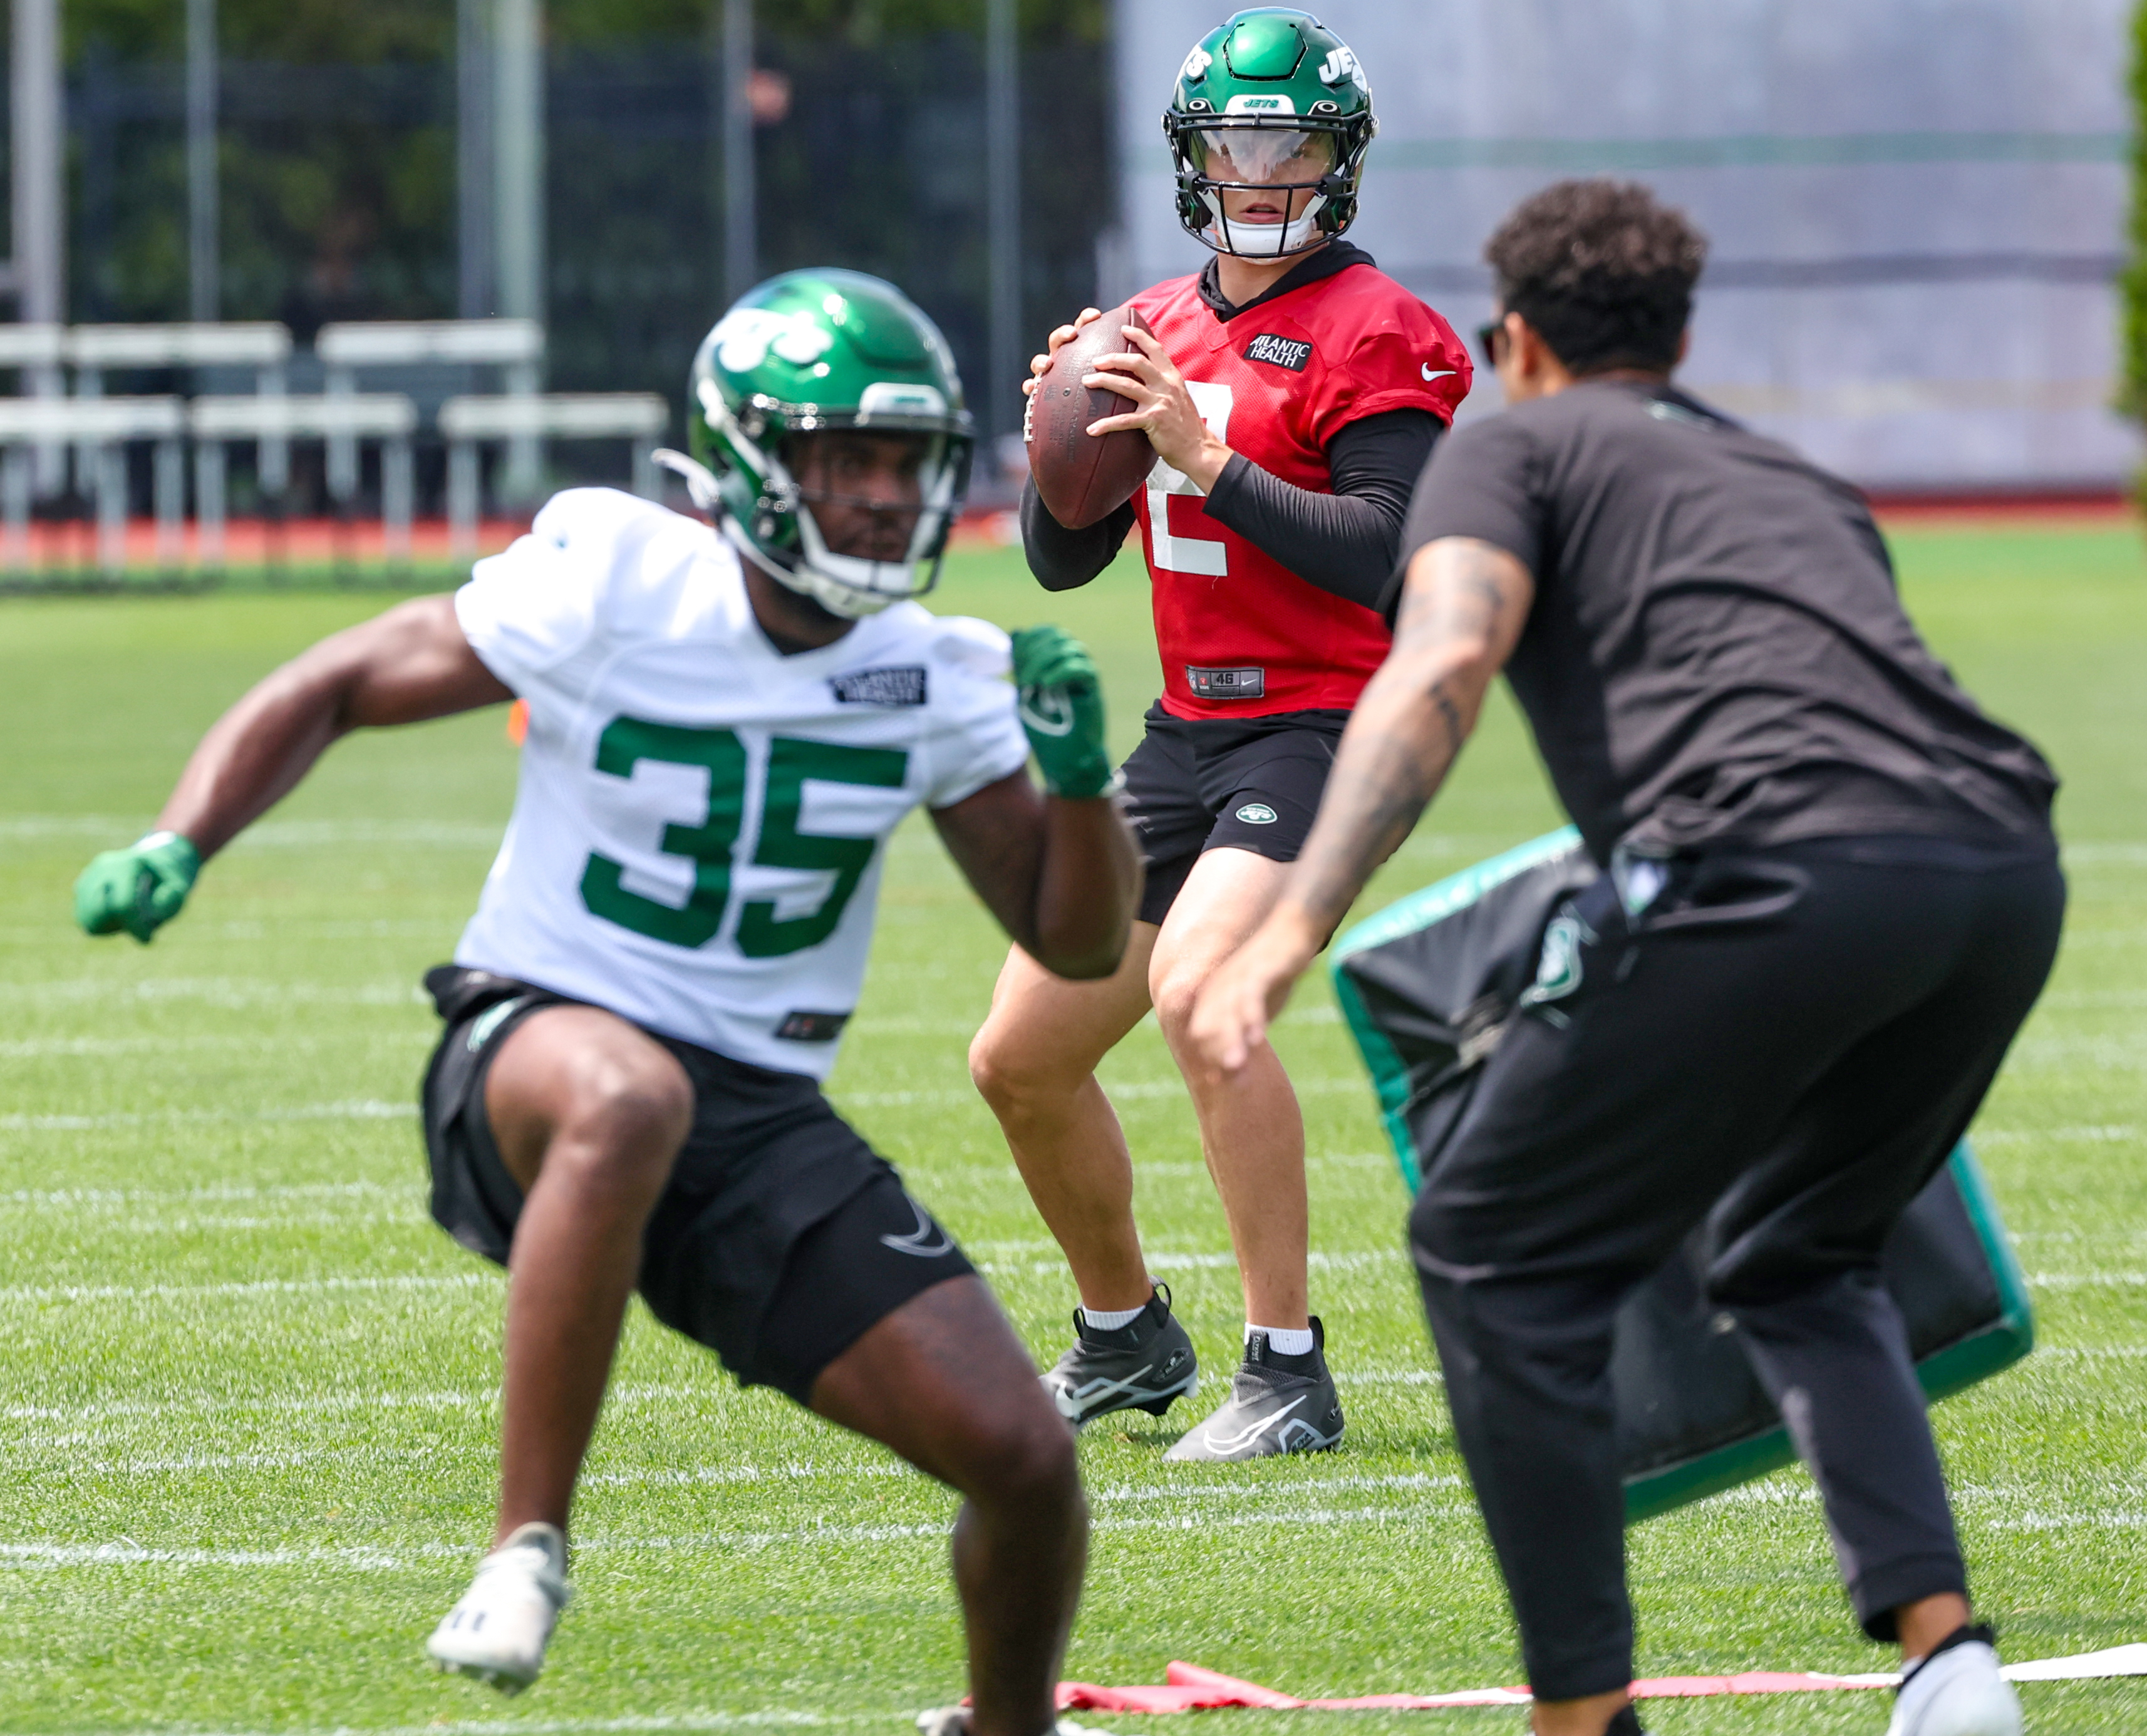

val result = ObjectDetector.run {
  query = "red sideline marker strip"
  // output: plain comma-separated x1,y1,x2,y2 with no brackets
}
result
1056,1643,2147,1712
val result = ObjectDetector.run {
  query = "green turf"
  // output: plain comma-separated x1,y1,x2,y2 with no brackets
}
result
0,525,2141,1733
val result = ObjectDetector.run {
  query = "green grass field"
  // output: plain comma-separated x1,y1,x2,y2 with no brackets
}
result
1,525,2142,1735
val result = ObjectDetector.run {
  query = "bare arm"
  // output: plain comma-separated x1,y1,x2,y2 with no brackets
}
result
159,593,513,860
929,774,1141,981
1187,537,1536,1068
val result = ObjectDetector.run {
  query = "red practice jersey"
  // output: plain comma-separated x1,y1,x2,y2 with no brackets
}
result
1129,261,1470,719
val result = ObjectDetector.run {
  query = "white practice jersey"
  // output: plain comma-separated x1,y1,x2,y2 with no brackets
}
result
453,488,1028,1077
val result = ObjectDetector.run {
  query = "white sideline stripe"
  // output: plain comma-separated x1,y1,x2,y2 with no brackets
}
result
0,1273,483,1305
0,1100,414,1132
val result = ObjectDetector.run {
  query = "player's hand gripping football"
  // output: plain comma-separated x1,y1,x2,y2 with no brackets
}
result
1023,308,1104,397
1082,326,1231,492
1011,625,1117,801
73,830,202,943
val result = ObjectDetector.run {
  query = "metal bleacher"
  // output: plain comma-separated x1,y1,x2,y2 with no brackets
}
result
0,316,675,578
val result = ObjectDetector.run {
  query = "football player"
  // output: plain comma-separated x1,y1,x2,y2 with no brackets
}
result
73,269,1139,1727
968,7,1471,1459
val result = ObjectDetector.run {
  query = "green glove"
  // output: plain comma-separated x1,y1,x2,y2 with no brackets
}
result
1011,625,1118,800
74,830,202,943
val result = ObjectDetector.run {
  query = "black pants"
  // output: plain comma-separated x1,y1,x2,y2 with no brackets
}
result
1408,839,2064,1700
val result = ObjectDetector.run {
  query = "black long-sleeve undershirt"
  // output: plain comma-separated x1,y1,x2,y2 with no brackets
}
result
1020,406,1439,611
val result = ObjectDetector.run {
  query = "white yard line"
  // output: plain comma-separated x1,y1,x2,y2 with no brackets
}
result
0,1100,414,1132
834,1077,1365,1108
0,1272,484,1306
0,1179,406,1207
1971,1125,2137,1146
187,1715,862,1735
11,976,424,1009
3,1379,717,1427
2027,1273,2147,1288
0,1498,1476,1577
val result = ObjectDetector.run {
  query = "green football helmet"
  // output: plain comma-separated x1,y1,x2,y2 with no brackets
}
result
1164,9,1377,259
661,269,975,618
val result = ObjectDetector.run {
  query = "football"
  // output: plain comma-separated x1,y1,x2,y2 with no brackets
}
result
1025,304,1156,530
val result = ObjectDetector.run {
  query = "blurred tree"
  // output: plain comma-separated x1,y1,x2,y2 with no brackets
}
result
55,0,1112,508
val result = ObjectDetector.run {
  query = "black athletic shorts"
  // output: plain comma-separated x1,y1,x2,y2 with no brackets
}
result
418,965,975,1403
1119,701,1349,925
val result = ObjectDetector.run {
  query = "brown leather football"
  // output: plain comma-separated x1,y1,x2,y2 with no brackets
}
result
1025,305,1156,530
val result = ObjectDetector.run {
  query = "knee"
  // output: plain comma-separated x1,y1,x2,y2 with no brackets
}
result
550,1050,693,1192
1147,964,1203,1053
953,1382,1082,1519
968,1019,1072,1117
966,1400,1082,1516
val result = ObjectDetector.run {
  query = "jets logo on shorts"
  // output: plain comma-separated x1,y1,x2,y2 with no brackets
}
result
1234,803,1278,825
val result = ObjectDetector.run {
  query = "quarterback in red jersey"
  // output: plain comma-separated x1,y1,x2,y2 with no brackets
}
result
970,8,1469,1460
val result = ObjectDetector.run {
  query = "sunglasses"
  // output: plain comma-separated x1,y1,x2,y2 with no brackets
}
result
1474,319,1508,366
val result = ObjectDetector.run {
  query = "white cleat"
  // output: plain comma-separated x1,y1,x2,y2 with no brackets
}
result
426,1521,571,1693
1885,1630,2024,1736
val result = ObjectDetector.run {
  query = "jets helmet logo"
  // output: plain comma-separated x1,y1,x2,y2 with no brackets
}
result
709,307,836,373
1318,46,1367,91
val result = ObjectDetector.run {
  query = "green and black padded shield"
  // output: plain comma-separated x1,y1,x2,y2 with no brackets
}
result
1330,829,2036,1521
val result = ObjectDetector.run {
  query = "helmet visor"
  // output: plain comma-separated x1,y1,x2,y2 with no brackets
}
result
1187,125,1336,186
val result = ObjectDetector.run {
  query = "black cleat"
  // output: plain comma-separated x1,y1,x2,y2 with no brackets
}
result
1162,1317,1343,1462
1039,1284,1199,1427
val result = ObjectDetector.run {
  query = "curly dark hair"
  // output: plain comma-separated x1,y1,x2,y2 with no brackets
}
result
1484,180,1707,375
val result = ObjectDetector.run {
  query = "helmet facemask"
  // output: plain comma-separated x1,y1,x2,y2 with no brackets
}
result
1172,119,1355,259
686,379,973,621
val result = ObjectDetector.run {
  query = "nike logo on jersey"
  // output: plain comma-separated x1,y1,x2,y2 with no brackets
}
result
1422,365,1457,381
1244,333,1313,373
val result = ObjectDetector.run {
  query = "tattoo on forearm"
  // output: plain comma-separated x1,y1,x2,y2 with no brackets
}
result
1284,537,1533,939
1429,681,1464,755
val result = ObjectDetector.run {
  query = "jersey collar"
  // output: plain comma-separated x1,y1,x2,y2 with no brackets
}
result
1196,240,1375,324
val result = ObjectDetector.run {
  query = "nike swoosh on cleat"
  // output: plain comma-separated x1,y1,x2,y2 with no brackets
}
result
1196,1393,1308,1455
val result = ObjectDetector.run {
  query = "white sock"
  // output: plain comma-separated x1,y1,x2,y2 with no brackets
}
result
1249,1323,1315,1358
1080,1302,1146,1332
